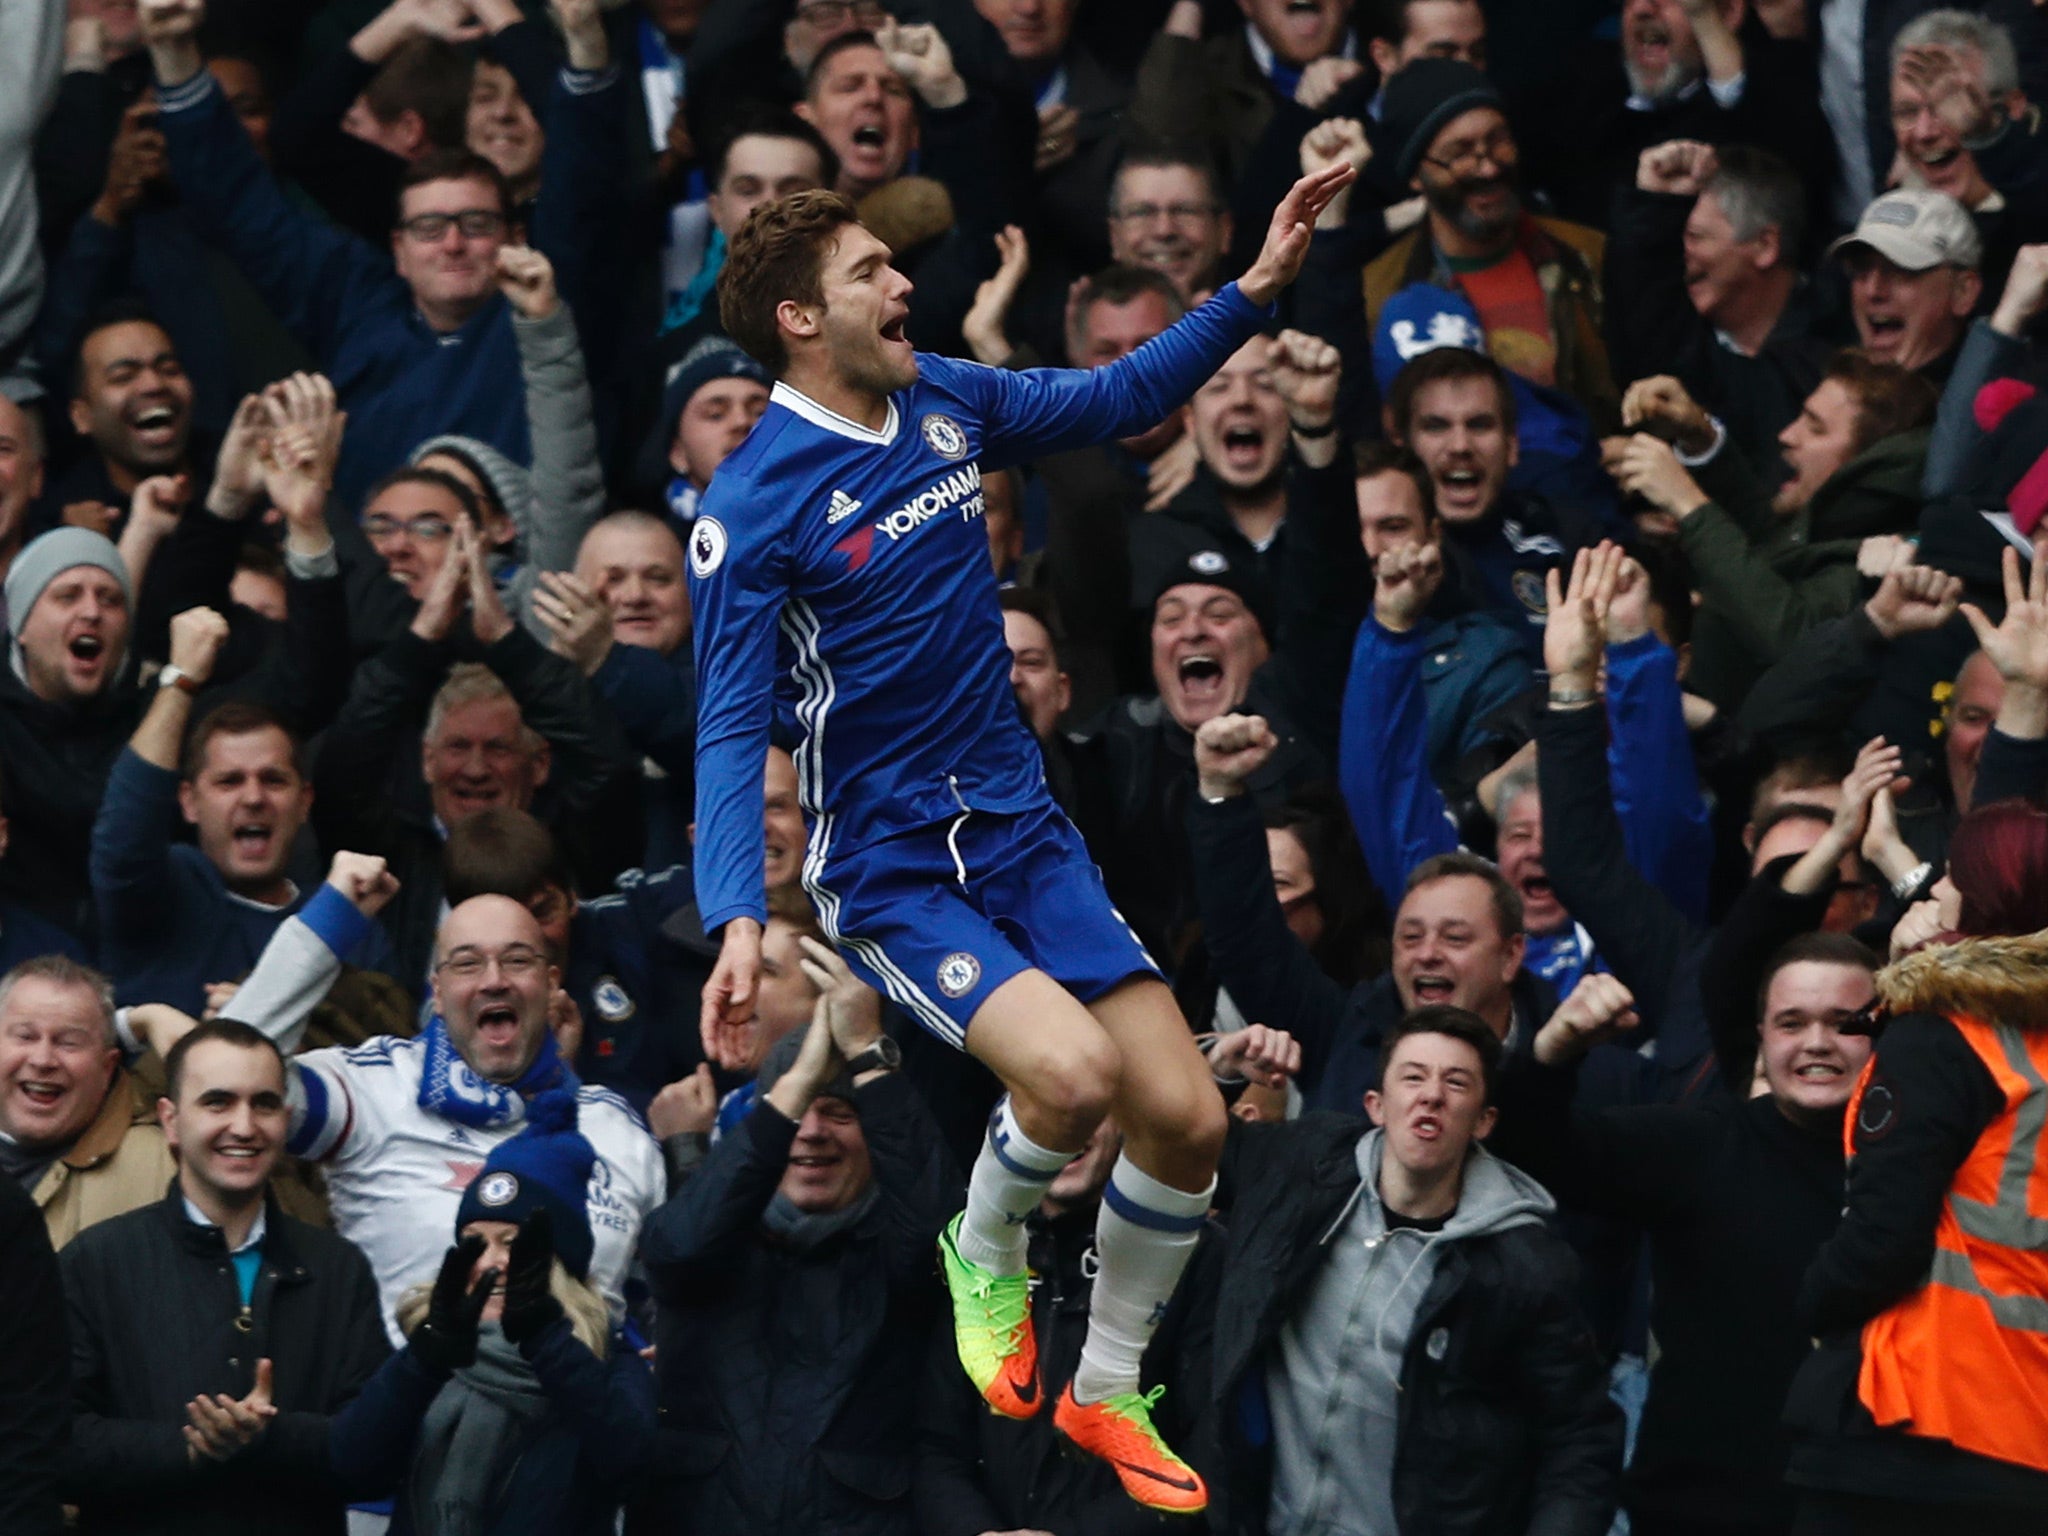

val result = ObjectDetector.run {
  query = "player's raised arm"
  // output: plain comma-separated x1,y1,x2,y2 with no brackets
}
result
958,161,1356,469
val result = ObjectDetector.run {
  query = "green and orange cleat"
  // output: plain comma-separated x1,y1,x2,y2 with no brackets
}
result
1054,1383,1209,1515
937,1213,1042,1419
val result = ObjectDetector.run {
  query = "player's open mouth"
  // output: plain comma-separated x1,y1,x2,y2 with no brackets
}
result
69,635,104,661
880,314,908,344
232,823,275,857
1914,147,1960,172
1410,974,1454,1001
852,124,886,151
1795,1062,1844,1082
1411,1114,1443,1140
16,1080,64,1107
1519,873,1551,903
1863,314,1904,344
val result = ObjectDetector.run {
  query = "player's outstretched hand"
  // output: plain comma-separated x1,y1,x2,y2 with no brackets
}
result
1238,160,1357,307
701,917,763,1069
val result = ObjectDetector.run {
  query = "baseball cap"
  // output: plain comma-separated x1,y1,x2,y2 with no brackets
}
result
1827,189,1983,272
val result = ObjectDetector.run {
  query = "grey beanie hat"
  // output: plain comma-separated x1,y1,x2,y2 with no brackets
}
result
6,528,131,638
756,1025,858,1105
409,435,536,546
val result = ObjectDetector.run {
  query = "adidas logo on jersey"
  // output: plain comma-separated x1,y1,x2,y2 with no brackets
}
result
826,489,864,524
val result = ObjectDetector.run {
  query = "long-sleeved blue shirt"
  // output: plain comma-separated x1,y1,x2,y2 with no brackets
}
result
152,70,529,508
89,747,395,1011
688,283,1271,933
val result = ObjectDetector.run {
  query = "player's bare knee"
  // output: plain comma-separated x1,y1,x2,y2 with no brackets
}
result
1179,1085,1228,1168
1021,1036,1120,1145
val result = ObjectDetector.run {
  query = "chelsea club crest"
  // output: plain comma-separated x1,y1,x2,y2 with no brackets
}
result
921,413,969,461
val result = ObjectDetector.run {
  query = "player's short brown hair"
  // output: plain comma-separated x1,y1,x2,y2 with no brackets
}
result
718,188,863,375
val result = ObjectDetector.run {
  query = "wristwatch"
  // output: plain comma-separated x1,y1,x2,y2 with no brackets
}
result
157,665,200,695
844,1036,902,1076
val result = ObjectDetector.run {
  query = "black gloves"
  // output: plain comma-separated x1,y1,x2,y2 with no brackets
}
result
411,1236,497,1375
498,1209,566,1346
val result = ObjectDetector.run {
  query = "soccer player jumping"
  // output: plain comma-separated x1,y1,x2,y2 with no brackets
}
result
690,159,1354,1513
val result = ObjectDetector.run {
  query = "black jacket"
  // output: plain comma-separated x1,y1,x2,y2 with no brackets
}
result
0,1172,65,1536
1492,1063,1845,1530
1536,700,1718,1103
914,1204,1221,1536
58,1188,390,1536
1067,676,1324,986
0,667,145,938
632,1073,961,1536
1699,861,1836,1092
1605,186,1834,468
1206,1115,1622,1536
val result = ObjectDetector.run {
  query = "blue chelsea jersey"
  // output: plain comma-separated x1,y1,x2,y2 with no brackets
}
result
689,283,1271,933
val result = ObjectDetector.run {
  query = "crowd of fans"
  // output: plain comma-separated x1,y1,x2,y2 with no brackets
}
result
1,0,2047,1532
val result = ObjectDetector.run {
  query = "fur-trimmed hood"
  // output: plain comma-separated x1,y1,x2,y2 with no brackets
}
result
1877,930,2048,1033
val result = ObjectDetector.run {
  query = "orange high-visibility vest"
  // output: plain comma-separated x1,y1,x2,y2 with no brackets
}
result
1844,1014,2048,1474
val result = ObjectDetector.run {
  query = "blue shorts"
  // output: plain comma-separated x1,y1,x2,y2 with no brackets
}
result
803,797,1161,1048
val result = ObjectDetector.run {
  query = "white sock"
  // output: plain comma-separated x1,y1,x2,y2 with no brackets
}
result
957,1097,1070,1275
1072,1154,1213,1405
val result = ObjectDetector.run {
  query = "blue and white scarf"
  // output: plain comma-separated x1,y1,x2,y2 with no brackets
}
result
416,1015,577,1129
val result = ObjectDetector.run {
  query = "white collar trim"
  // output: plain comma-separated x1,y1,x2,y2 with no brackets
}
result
771,381,900,446
183,1194,267,1255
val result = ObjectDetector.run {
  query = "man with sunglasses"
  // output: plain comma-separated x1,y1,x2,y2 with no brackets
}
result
1363,58,1617,427
139,0,537,505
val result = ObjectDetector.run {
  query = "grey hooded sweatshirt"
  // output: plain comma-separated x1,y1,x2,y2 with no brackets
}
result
1265,1129,1557,1536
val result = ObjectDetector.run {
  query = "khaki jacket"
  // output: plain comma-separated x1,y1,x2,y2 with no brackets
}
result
32,1067,174,1250
1363,214,1616,429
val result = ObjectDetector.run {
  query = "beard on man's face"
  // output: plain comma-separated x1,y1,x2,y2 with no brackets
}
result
1424,167,1522,246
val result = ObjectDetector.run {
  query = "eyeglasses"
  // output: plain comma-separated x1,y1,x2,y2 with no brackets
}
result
1421,129,1517,178
396,210,508,243
435,946,548,980
363,513,456,544
796,0,887,24
1110,201,1220,226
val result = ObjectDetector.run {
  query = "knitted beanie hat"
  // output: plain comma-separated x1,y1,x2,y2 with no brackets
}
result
1381,58,1507,183
5,528,130,639
454,1089,597,1278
